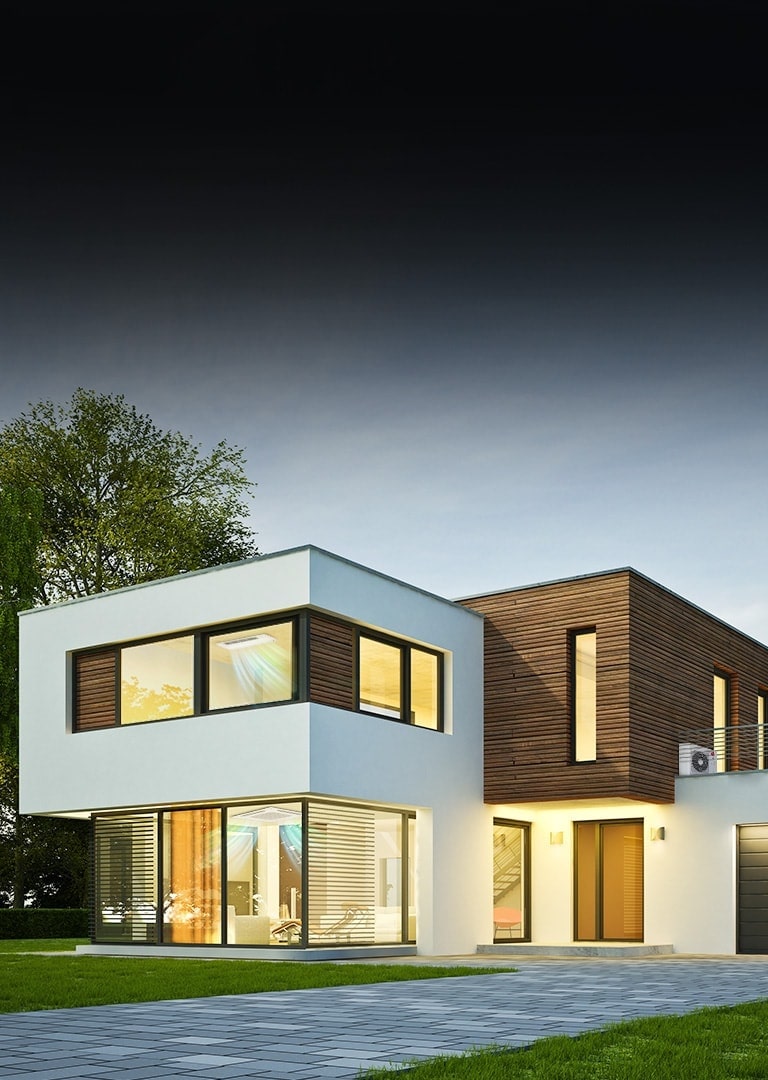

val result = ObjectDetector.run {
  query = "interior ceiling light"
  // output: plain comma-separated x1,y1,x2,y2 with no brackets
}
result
231,805,301,824
217,633,276,650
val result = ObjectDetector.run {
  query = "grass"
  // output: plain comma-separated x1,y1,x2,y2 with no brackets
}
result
362,1000,768,1079
0,939,504,1013
0,938,87,954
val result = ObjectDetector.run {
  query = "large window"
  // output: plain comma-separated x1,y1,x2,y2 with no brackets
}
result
75,613,443,733
572,629,597,762
93,800,415,948
208,622,294,711
163,809,222,944
359,634,441,730
121,637,195,725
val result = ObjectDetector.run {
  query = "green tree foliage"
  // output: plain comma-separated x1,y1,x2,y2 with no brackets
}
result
0,388,258,602
0,487,42,757
0,390,259,907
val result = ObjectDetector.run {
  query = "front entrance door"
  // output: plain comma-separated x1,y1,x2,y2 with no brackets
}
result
575,820,643,941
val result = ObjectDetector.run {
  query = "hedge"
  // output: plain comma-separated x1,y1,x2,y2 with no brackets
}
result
0,908,88,939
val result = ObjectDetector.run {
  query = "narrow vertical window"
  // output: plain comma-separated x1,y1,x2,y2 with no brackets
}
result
758,692,767,771
410,648,439,729
573,629,597,762
714,671,729,772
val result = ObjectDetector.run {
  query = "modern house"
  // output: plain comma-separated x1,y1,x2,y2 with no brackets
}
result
18,546,768,957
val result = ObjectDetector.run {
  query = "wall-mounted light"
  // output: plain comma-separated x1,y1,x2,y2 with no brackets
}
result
650,826,666,842
550,831,564,845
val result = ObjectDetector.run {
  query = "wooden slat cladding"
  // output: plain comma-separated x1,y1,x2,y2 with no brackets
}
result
309,615,356,711
628,574,768,802
461,572,632,804
74,650,117,731
461,569,768,806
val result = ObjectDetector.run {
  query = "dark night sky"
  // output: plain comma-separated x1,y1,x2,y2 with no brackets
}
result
2,6,768,636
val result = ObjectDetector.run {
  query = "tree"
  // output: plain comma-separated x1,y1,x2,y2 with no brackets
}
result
0,486,42,756
0,390,259,907
0,388,258,603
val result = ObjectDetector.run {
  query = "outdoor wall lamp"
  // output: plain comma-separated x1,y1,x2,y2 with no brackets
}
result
650,826,666,841
549,831,564,845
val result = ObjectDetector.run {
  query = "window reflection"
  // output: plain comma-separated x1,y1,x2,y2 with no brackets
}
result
209,622,294,710
162,809,222,944
121,637,194,724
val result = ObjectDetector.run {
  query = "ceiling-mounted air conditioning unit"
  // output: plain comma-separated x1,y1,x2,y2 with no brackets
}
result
679,743,718,776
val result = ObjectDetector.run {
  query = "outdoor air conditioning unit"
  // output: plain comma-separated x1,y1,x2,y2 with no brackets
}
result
678,743,718,776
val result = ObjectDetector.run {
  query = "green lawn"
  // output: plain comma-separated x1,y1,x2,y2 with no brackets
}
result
0,940,504,1013
363,1000,768,1079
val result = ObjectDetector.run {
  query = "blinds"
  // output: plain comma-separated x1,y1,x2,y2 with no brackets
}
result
93,814,158,942
307,803,376,944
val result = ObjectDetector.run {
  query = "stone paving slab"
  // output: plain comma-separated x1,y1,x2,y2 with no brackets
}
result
1,958,768,1078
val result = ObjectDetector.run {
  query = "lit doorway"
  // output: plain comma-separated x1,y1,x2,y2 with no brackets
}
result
575,820,643,941
493,820,530,942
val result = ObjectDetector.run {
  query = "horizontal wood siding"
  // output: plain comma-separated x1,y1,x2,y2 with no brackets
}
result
462,569,768,806
628,574,768,801
309,615,356,711
74,649,117,731
461,573,631,804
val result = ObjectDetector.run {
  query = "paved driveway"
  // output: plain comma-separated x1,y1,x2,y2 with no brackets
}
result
1,958,768,1079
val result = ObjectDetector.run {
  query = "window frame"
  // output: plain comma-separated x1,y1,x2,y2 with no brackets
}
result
75,613,302,729
570,627,597,763
356,629,444,731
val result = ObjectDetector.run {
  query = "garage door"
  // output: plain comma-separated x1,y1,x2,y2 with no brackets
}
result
738,825,768,954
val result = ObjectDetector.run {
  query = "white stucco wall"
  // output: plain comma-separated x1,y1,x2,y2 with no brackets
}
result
19,545,487,956
493,774,768,955
659,772,768,955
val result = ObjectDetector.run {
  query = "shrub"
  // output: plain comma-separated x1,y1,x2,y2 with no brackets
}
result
0,908,88,939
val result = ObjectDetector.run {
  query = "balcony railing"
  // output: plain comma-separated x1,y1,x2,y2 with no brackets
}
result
679,724,768,775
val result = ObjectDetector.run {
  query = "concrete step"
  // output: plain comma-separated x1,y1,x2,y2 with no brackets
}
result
477,942,675,958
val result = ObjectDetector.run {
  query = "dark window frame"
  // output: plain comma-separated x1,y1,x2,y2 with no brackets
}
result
73,610,444,733
570,626,597,764
492,817,531,943
356,629,444,731
92,798,417,949
74,613,302,730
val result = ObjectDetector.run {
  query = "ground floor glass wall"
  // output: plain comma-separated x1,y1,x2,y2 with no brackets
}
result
93,800,415,947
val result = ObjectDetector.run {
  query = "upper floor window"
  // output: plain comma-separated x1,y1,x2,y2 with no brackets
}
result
208,622,294,711
74,612,444,733
358,634,441,730
758,691,767,771
572,629,596,762
713,669,730,772
121,636,195,724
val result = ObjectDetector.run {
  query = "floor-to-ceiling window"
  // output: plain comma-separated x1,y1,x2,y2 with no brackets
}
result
493,820,529,942
575,820,643,941
225,802,303,945
162,809,223,944
93,801,414,948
